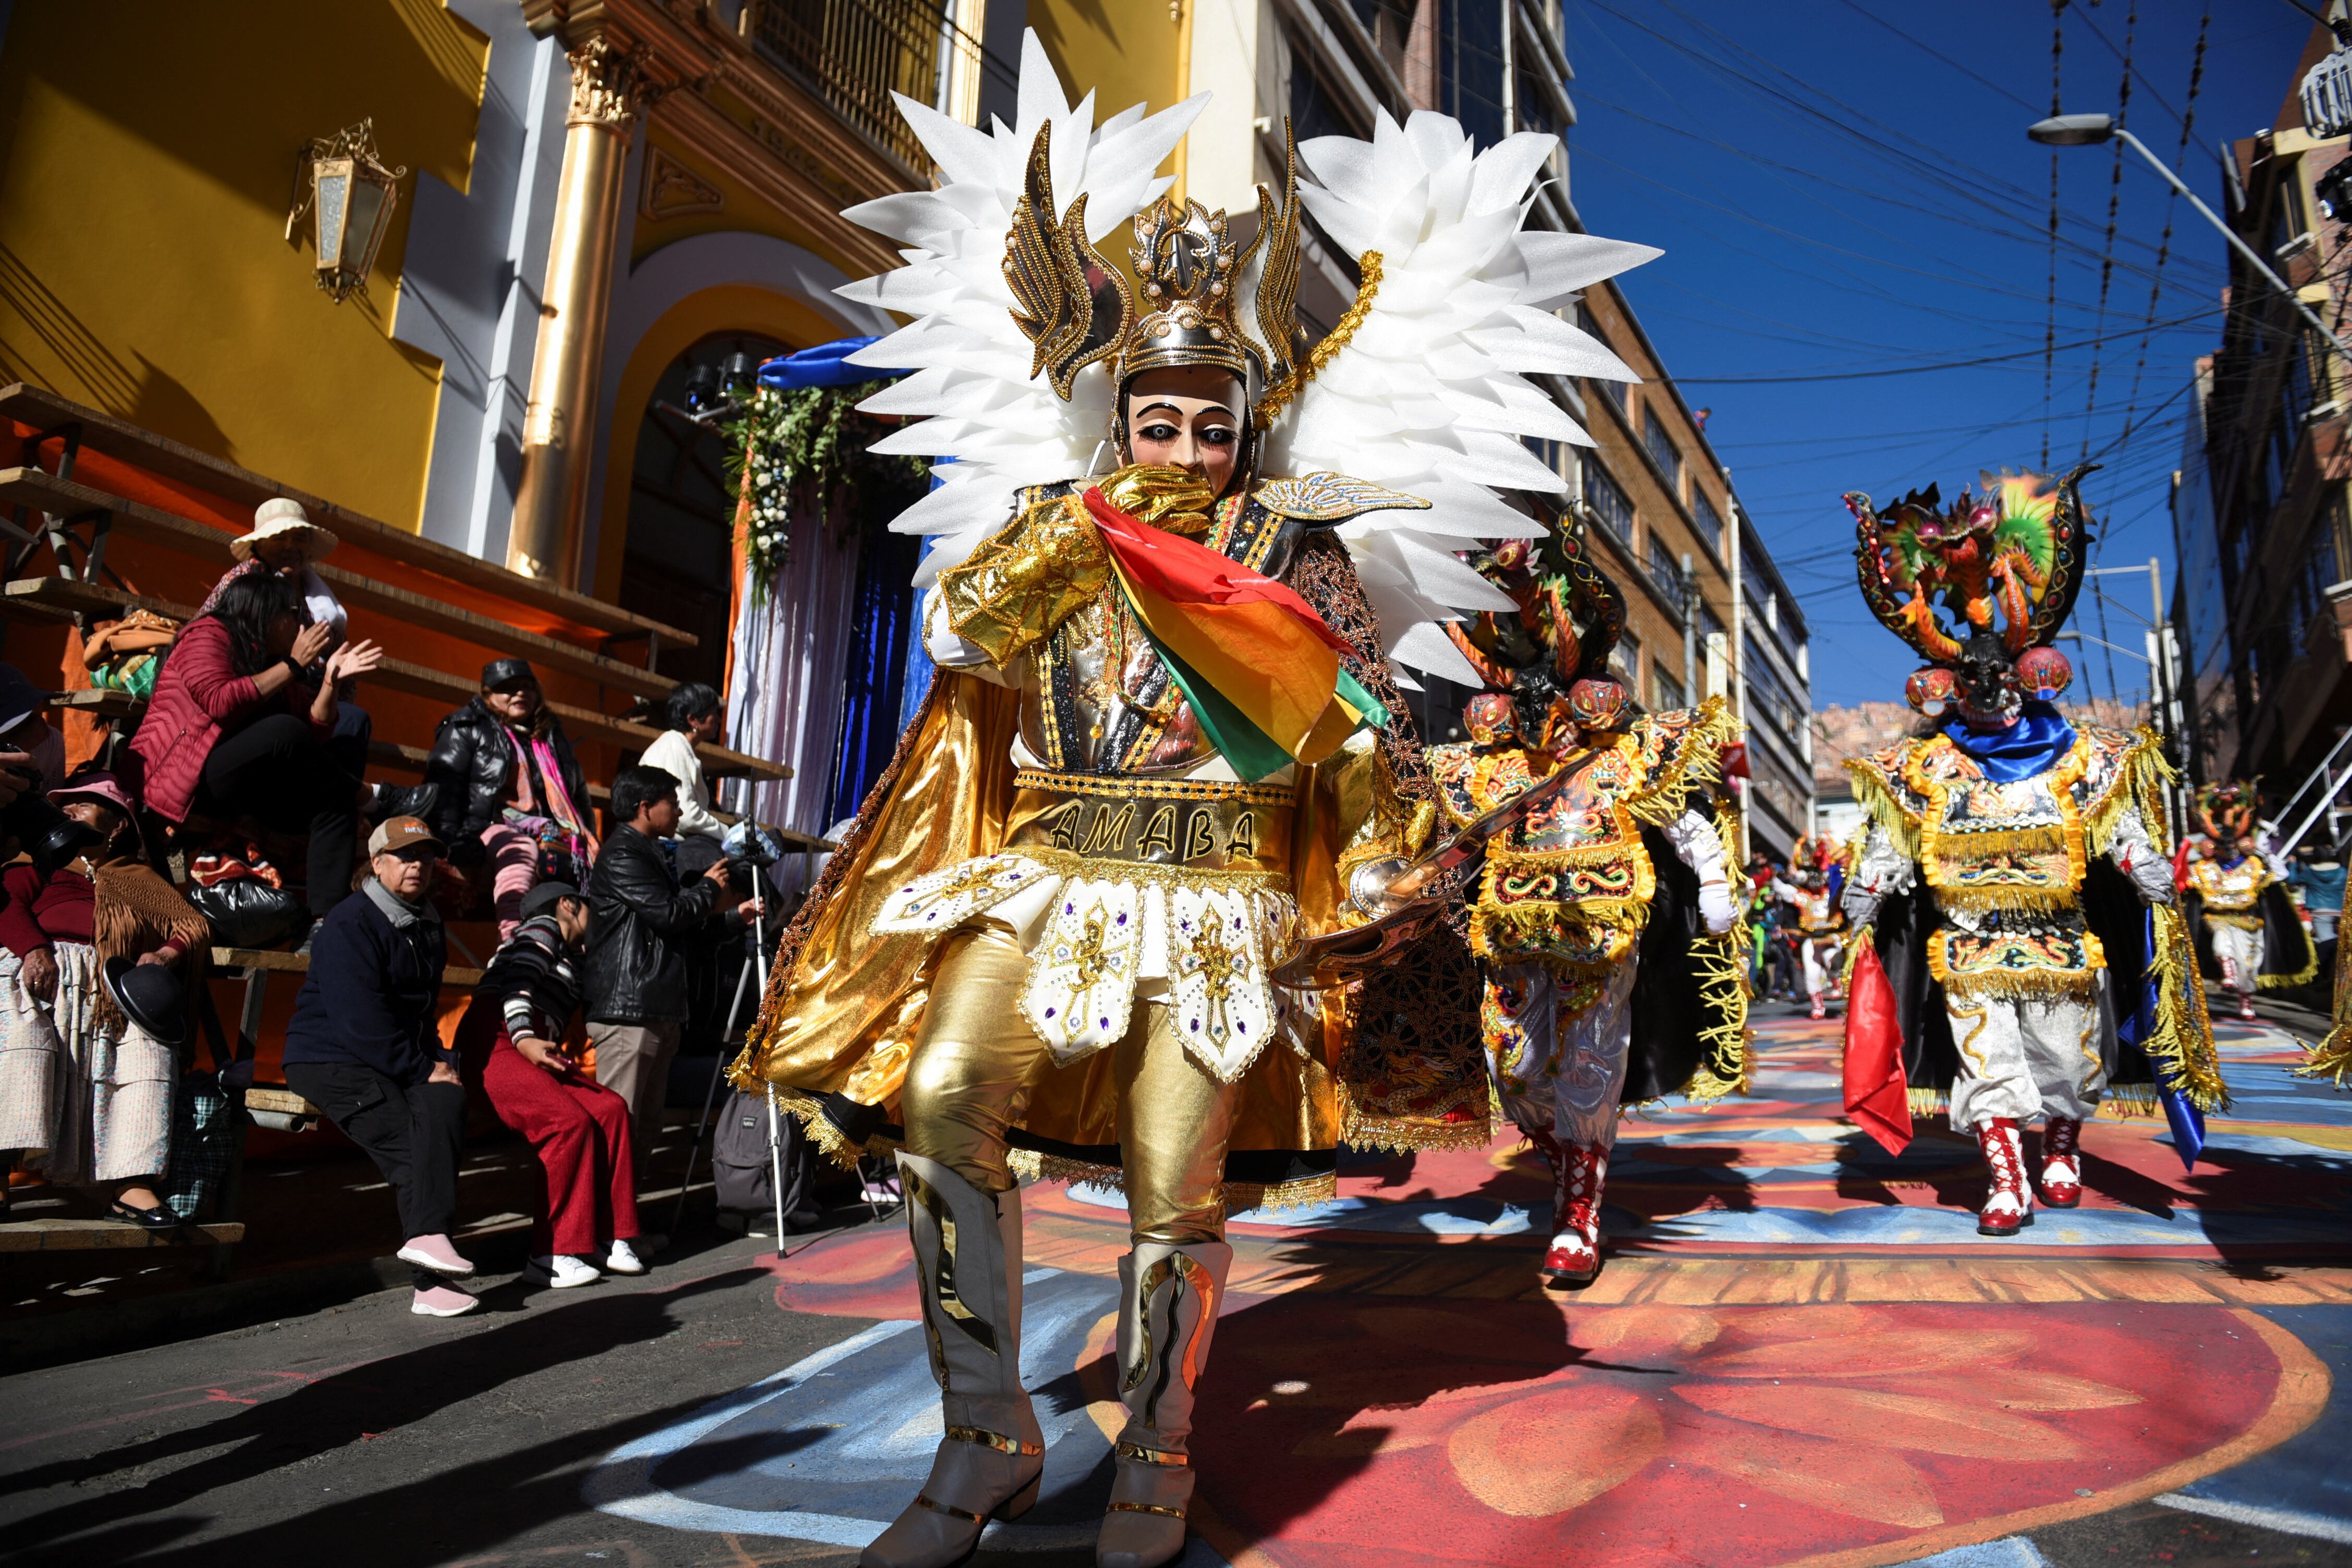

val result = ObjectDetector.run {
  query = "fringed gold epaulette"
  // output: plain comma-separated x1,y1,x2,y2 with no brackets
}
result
1624,694,1739,828
2138,900,2230,1113
2304,1030,2352,1086
2080,724,2173,855
2298,940,2352,1085
1845,742,1925,861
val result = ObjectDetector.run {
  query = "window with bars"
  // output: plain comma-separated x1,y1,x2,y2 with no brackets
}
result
1643,406,1682,494
1744,632,1805,743
1582,452,1633,541
1437,0,1508,151
1652,665,1686,714
1577,303,1625,408
752,0,954,174
2287,500,2347,654
1692,488,1723,554
1647,532,1688,617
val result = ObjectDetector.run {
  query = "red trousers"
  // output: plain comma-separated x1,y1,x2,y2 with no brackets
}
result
482,1034,641,1257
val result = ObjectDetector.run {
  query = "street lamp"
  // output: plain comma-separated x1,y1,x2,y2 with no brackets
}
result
2028,112,2352,366
284,120,405,304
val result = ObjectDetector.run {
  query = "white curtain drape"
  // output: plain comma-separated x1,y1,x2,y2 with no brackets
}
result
722,520,862,893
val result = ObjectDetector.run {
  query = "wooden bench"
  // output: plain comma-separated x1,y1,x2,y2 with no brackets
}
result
0,468,679,700
0,1218,246,1252
0,382,692,657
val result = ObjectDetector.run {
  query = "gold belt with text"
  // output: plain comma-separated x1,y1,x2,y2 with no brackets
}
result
1006,769,1294,883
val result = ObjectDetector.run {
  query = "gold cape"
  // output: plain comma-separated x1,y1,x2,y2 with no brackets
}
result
735,533,1491,1208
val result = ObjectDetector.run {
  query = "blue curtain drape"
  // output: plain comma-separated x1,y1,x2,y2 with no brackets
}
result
897,536,938,737
825,523,922,828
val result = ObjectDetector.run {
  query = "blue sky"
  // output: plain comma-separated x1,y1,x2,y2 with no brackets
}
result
1561,0,2318,709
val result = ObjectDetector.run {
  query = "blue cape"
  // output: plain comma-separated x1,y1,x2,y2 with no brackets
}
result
1943,702,2076,783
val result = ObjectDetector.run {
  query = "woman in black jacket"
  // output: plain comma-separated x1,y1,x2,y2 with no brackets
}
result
423,658,593,937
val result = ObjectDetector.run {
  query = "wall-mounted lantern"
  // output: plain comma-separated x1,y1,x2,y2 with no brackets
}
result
284,120,405,303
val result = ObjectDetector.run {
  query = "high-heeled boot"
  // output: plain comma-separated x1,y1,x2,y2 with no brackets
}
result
1096,1240,1233,1568
862,1152,1046,1568
1974,1118,2034,1238
2038,1116,2083,1208
1541,1141,1609,1287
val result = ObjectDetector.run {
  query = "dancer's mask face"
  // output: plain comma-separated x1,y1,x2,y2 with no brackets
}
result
1125,368,1244,498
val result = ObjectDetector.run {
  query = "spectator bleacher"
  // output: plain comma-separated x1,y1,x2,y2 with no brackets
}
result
0,384,806,1272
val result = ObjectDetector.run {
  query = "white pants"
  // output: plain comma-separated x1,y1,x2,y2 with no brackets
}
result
2210,921,2264,997
1484,958,1636,1150
1944,984,2105,1131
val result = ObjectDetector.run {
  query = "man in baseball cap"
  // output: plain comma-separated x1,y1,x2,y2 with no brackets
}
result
283,811,471,1317
369,815,446,859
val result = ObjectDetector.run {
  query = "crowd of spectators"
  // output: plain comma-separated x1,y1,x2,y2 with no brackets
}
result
0,500,780,1319
1741,850,1847,1017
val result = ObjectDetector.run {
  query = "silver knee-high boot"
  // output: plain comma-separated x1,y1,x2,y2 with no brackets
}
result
862,1152,1046,1568
1096,1240,1233,1568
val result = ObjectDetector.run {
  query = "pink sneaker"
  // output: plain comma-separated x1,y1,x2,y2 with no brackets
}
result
396,1234,475,1276
411,1284,479,1317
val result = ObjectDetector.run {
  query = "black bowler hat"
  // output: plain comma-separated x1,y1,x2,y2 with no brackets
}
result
102,956,187,1047
481,657,537,691
519,880,582,923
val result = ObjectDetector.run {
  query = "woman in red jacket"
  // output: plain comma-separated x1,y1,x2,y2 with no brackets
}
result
130,572,413,926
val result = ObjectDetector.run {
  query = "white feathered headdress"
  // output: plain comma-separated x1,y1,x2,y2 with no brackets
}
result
838,33,1658,688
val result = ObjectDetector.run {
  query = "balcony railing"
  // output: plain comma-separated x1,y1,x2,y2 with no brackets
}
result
750,0,977,175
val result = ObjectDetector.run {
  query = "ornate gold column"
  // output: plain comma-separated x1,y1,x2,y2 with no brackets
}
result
507,34,651,584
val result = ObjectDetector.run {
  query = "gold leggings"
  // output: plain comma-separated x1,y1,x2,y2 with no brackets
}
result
901,924,1239,1246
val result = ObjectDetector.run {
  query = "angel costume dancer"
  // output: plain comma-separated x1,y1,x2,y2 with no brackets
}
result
1426,532,1745,1285
1839,471,2224,1236
736,37,1658,1568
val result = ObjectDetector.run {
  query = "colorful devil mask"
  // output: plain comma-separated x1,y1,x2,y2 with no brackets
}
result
1847,467,2092,729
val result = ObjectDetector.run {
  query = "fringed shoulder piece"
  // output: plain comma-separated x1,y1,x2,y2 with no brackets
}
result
1844,737,1928,860
1622,695,1739,827
2299,939,2352,1087
2079,723,2172,856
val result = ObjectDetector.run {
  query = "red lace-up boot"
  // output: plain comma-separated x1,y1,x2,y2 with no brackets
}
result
2038,1117,2083,1209
1974,1118,2034,1236
1541,1141,1609,1287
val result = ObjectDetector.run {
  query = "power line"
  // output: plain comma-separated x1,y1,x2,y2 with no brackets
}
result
2078,2,2137,466
1669,307,2223,383
2045,0,2067,468
2115,9,2212,452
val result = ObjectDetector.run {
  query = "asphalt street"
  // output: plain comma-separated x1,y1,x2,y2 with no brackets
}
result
0,1231,895,1568
6,1000,2352,1568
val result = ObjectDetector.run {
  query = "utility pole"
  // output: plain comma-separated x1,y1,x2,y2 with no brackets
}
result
1681,552,1699,712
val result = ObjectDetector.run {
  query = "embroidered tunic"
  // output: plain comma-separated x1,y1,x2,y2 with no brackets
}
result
2186,852,2274,929
1428,702,1736,1007
1845,725,2171,997
873,475,1417,1084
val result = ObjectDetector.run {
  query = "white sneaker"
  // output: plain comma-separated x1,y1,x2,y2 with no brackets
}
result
605,1239,648,1276
526,1254,601,1289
